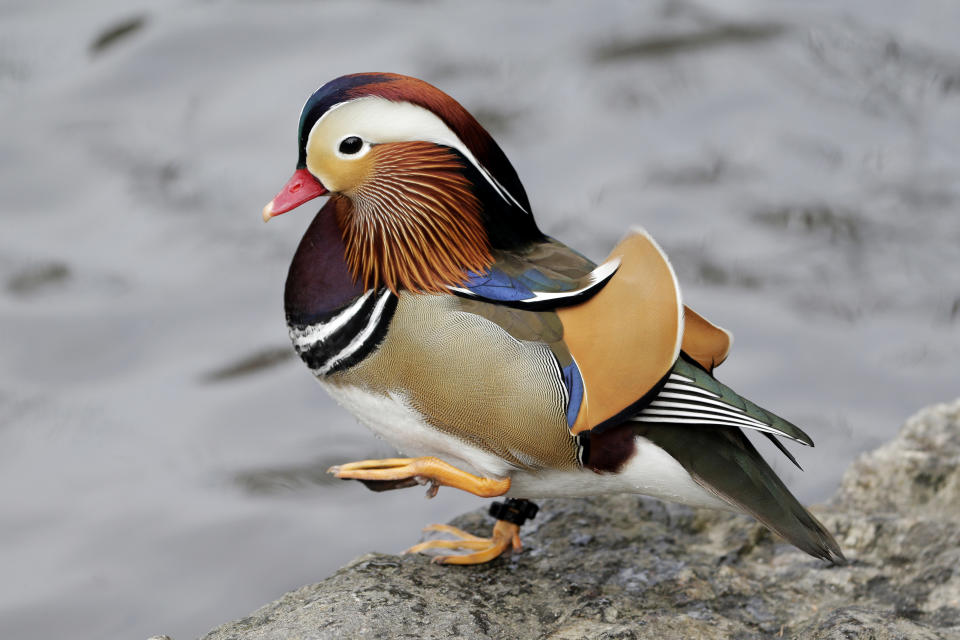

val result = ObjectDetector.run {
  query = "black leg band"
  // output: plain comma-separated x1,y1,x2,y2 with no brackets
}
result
488,498,539,526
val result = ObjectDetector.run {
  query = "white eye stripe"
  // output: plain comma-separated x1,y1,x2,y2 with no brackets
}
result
306,96,527,213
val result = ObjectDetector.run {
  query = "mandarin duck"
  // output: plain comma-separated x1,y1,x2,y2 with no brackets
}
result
262,73,844,565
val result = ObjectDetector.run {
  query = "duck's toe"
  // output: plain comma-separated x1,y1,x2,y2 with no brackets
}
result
405,520,522,565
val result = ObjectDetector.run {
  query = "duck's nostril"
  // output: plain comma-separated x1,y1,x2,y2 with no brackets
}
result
263,169,328,221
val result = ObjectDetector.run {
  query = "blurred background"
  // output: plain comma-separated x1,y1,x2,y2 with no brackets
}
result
1,1,958,638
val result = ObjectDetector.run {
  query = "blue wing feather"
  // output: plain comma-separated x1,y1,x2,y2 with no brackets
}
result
517,267,576,291
452,261,619,310
461,269,534,301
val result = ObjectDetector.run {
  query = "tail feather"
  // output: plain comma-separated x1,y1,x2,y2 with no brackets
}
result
633,422,845,564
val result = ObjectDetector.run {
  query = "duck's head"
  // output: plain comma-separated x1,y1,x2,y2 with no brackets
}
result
263,73,542,294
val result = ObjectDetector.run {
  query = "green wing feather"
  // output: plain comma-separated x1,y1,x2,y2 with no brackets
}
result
491,236,598,289
633,423,845,564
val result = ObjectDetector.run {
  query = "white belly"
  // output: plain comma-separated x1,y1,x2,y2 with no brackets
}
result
323,382,734,512
320,381,515,479
508,436,735,512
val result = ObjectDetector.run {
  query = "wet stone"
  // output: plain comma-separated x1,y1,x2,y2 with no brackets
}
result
200,400,960,639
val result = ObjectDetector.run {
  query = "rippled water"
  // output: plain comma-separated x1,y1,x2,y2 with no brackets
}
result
2,1,958,638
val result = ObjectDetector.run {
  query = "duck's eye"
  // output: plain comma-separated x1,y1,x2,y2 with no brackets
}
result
338,136,363,155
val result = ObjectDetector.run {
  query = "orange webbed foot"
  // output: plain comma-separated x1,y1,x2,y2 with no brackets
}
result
405,520,522,565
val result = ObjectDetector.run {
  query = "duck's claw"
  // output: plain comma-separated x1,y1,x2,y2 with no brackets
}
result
405,520,522,565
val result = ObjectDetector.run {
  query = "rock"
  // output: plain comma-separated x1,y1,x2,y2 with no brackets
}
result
200,401,960,639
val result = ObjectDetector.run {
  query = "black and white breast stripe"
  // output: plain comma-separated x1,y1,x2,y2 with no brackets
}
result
287,289,397,376
632,372,806,444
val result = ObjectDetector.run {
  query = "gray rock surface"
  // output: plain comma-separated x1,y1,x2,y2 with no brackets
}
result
200,400,960,639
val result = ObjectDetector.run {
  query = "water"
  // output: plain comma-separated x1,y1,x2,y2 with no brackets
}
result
1,1,958,638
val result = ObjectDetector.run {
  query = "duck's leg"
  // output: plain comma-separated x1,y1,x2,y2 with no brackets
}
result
405,499,540,565
328,457,510,497
329,458,538,564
